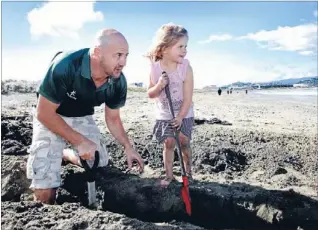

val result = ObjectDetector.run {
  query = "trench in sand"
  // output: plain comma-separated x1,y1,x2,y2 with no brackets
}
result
57,165,318,230
2,114,318,230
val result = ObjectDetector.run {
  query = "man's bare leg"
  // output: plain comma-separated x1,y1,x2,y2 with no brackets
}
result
33,188,57,204
32,149,81,205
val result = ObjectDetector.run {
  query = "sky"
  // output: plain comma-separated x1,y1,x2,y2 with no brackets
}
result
2,0,318,88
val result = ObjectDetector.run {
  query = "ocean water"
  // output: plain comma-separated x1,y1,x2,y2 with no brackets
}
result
248,88,317,105
252,88,317,97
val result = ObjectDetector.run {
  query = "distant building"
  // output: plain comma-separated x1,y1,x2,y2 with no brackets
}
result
129,82,143,88
209,85,217,90
251,84,261,89
293,83,309,88
203,85,217,91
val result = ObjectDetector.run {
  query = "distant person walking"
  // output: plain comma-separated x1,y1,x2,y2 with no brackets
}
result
218,88,222,96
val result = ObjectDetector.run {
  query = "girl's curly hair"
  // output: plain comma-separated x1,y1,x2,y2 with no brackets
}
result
145,22,188,63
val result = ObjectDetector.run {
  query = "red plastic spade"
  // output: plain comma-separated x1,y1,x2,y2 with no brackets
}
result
163,71,192,216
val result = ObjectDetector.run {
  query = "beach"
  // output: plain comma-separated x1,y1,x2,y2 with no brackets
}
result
1,88,318,230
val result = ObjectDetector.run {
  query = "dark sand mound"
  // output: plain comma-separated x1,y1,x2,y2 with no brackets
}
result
1,109,318,230
1,113,32,155
1,156,30,202
1,201,204,230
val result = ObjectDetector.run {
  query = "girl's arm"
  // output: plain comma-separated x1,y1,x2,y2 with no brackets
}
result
177,64,194,118
147,74,165,98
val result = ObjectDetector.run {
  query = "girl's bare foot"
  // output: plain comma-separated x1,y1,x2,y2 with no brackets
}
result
159,176,176,188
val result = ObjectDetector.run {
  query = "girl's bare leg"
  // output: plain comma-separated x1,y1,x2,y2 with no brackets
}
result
161,137,176,187
179,132,192,178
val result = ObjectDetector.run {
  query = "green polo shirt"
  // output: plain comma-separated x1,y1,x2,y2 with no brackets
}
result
37,48,127,117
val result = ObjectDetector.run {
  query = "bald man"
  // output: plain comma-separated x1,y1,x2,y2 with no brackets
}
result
26,29,144,204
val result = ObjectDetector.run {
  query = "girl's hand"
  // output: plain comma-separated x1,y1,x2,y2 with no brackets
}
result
172,116,183,130
158,73,169,89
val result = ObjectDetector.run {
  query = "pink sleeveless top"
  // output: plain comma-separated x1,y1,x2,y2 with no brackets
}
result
150,58,194,120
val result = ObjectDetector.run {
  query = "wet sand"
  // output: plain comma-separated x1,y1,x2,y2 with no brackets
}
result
1,89,318,230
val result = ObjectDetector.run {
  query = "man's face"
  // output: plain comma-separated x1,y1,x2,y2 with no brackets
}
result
99,36,129,78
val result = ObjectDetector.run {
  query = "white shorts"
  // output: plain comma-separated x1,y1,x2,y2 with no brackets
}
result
26,112,109,189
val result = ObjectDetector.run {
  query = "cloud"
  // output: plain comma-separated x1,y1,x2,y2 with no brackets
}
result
2,34,97,82
3,18,317,89
240,23,317,55
298,50,315,56
3,45,317,88
184,50,317,88
314,10,318,18
3,48,63,81
198,34,233,44
27,0,103,39
1,41,152,88
200,23,318,56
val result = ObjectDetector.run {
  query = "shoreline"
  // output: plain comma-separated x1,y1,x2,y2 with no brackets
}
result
2,78,317,95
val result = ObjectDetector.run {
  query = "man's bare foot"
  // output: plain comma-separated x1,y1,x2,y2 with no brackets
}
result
62,149,81,167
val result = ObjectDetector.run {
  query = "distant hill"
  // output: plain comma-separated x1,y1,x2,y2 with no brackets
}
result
266,77,316,85
202,85,217,91
297,77,318,85
229,81,252,87
220,81,251,89
221,76,318,89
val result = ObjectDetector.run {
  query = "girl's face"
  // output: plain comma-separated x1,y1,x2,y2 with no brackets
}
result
163,36,188,63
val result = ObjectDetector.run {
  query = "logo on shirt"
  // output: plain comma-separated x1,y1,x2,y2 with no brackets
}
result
67,90,77,100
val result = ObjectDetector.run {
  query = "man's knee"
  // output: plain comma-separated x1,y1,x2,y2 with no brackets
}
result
33,188,57,204
26,141,63,191
27,114,64,184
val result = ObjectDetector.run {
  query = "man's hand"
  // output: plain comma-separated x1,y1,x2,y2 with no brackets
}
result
76,138,97,161
105,106,145,173
125,146,144,173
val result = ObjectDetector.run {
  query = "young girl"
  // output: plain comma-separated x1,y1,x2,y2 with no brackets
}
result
146,23,194,187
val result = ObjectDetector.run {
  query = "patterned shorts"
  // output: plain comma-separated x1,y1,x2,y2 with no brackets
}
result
26,109,109,189
153,117,194,143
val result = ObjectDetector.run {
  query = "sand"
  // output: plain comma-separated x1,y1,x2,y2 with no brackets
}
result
1,89,318,230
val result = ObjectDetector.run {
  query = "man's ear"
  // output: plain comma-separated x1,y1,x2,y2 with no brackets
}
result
93,46,100,57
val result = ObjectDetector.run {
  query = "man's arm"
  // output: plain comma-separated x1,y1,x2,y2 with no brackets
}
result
177,64,194,119
36,55,85,146
37,96,84,146
104,74,144,171
104,105,133,151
